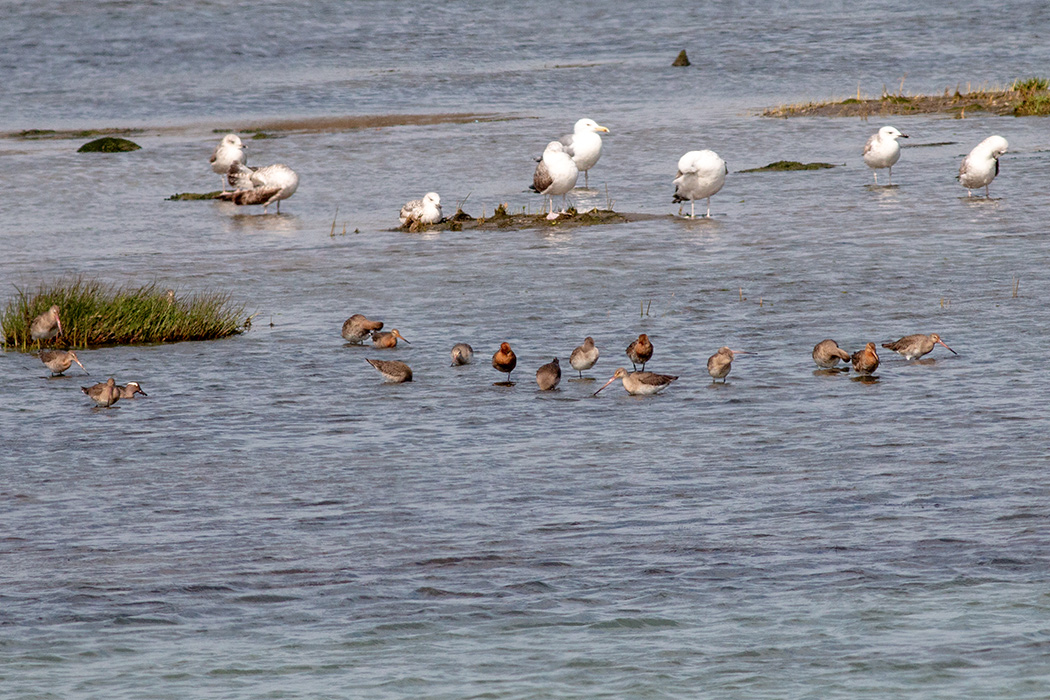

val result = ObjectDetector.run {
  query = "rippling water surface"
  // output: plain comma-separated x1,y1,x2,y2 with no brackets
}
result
2,2,1050,698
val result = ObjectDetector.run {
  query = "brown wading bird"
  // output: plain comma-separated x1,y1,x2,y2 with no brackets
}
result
706,346,749,383
492,342,517,381
812,339,852,370
536,358,561,390
82,377,120,408
30,305,62,340
116,381,148,398
366,359,413,383
594,367,678,396
371,329,409,349
450,343,474,366
625,333,653,371
40,349,88,376
569,336,599,378
342,314,384,344
851,343,880,375
881,333,957,360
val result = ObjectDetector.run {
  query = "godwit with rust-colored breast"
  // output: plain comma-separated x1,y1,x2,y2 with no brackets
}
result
569,336,599,378
851,342,880,375
366,359,413,383
492,342,517,381
812,339,852,369
342,314,384,344
882,333,957,360
30,305,62,340
536,358,561,390
82,377,120,408
450,343,474,366
594,367,678,396
39,349,88,376
371,329,409,349
625,334,653,371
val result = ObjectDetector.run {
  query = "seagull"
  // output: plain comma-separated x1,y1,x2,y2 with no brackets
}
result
673,150,727,218
210,134,246,191
218,162,299,213
863,126,908,185
959,135,1008,197
399,192,442,227
559,118,609,188
531,141,579,219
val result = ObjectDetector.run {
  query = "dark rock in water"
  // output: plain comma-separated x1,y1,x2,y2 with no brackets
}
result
672,50,690,67
166,192,223,201
77,137,141,153
739,160,837,173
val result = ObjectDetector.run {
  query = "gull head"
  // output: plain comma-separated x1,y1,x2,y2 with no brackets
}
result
575,118,610,134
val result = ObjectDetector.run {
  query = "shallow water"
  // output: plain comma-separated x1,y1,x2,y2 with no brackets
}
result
3,2,1050,698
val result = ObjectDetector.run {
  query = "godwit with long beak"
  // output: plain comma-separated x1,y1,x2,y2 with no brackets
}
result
593,367,678,396
342,314,384,344
707,346,750,383
492,342,517,381
569,336,599,378
366,359,413,383
30,305,62,340
881,333,957,360
82,377,120,408
39,349,88,376
625,334,653,371
536,358,561,390
450,343,474,366
371,329,410,349
812,339,852,369
851,343,880,375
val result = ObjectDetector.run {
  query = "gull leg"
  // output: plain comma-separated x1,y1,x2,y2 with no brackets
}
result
706,197,712,218
690,201,695,218
584,170,589,188
888,166,892,186
873,171,879,185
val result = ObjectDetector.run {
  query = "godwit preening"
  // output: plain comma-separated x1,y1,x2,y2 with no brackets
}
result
536,358,562,390
39,349,88,376
371,329,409,349
559,118,609,188
342,314,384,344
569,336,599,378
812,339,852,369
210,134,246,191
30,305,62,340
707,346,749,383
366,359,413,383
450,343,474,366
673,150,727,218
625,334,653,371
492,342,517,381
863,126,907,185
82,377,120,408
851,342,880,375
959,135,1008,197
881,333,956,360
593,368,678,396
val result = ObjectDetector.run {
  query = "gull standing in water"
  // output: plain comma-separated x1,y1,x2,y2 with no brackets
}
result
210,134,246,191
593,368,678,396
882,333,956,360
559,118,609,188
342,314,384,344
219,161,299,213
673,150,727,218
536,358,561,390
30,305,62,340
569,336,599,379
531,141,578,219
959,135,1008,197
812,339,851,370
39,349,88,376
863,126,908,185
399,192,442,227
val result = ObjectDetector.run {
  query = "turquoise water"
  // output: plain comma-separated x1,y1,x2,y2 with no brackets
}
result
2,2,1050,698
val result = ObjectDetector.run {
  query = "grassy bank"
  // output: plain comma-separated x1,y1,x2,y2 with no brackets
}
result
2,278,247,350
763,77,1050,118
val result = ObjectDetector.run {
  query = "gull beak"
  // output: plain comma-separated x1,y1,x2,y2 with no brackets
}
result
596,125,610,133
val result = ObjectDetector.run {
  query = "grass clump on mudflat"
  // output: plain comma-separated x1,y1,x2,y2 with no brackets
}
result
740,160,837,173
77,136,141,152
1,278,247,350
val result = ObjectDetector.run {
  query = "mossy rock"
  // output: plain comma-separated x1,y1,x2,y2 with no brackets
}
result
167,191,223,201
672,50,690,67
740,160,837,173
77,137,141,153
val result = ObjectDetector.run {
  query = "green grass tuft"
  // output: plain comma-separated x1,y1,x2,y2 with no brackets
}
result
740,161,837,173
2,278,247,350
1012,76,1049,93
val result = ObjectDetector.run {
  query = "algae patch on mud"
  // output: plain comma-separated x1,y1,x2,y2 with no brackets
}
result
399,205,668,233
740,161,837,173
167,191,223,201
78,137,141,153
